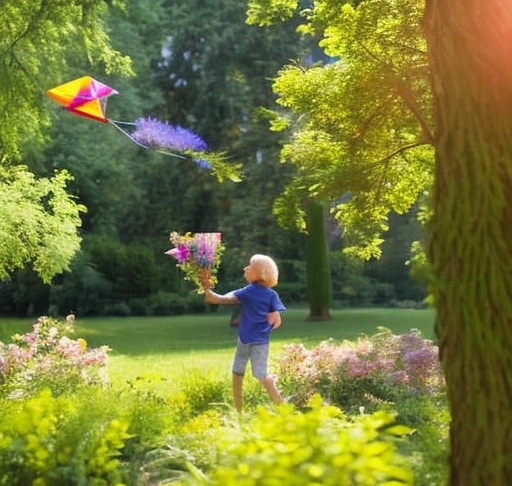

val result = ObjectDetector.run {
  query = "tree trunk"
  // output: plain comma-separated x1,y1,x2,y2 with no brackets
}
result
424,2,512,485
305,200,332,321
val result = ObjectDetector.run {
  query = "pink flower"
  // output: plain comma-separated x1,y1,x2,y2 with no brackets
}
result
165,245,190,263
167,231,225,293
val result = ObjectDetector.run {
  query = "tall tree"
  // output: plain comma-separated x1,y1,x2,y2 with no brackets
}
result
304,200,332,320
247,0,433,319
424,1,512,484
247,0,434,259
249,0,512,484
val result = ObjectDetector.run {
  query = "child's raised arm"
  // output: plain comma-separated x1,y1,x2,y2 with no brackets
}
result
204,288,240,305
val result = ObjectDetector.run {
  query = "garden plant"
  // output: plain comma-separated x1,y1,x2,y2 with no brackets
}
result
0,313,448,485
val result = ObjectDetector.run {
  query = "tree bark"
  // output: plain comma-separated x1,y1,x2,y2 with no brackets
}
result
424,1,512,484
305,200,332,321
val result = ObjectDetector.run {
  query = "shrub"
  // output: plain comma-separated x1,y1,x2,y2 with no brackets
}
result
147,292,187,316
181,395,414,486
272,328,445,413
49,252,114,317
178,371,228,416
0,388,132,486
274,282,307,304
0,315,110,398
398,395,450,486
103,302,132,317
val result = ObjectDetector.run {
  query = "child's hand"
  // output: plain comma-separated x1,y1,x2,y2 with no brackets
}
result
204,288,214,303
268,311,282,330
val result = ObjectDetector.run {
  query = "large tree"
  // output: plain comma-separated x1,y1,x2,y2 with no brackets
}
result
424,1,512,484
247,0,433,320
247,0,433,259
248,0,512,484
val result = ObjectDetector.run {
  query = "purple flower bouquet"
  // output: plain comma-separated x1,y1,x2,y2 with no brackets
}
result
165,231,224,294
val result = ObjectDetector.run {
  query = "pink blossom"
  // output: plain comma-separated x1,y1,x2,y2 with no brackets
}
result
0,316,111,396
272,328,445,404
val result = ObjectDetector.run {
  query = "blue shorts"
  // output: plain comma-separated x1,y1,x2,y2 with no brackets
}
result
232,338,269,380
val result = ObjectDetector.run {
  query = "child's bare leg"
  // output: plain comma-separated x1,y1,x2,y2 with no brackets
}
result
260,375,283,405
232,373,244,412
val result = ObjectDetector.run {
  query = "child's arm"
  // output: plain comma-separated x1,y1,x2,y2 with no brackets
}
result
204,288,240,305
268,311,282,329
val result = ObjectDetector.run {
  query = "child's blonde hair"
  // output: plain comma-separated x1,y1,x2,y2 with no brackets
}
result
250,254,279,288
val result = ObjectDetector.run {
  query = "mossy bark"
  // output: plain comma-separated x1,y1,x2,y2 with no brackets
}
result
305,200,332,321
424,1,512,484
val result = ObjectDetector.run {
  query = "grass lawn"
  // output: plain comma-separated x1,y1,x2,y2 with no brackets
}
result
0,307,435,394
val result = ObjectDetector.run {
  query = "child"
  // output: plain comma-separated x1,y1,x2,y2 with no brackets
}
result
204,254,286,412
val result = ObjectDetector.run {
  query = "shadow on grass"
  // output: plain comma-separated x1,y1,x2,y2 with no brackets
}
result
73,307,436,357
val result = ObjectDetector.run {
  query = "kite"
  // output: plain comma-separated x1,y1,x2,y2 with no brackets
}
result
46,76,210,166
46,76,117,123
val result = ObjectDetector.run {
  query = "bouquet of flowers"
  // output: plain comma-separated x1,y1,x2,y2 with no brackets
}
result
165,231,224,293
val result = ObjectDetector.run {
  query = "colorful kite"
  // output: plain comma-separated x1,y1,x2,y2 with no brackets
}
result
47,76,242,181
46,76,210,167
46,76,117,123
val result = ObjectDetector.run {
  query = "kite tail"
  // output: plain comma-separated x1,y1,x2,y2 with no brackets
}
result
108,119,188,160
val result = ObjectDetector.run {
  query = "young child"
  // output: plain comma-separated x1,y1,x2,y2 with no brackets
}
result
204,254,286,412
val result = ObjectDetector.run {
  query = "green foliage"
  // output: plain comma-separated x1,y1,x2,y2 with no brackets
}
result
153,0,303,275
157,0,300,149
399,397,449,486
182,395,414,486
143,292,188,316
49,252,114,317
117,378,175,464
140,409,230,485
0,388,132,486
246,0,299,26
0,0,132,158
49,235,171,317
0,166,85,283
178,371,229,416
0,313,447,484
0,316,110,398
1,0,310,316
248,0,434,258
0,0,132,286
186,151,243,183
85,235,159,300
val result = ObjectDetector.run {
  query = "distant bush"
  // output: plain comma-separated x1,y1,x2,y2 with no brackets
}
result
49,253,113,317
128,292,208,316
103,301,132,317
274,281,306,304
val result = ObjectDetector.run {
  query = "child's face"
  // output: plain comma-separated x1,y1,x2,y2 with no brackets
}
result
243,261,259,283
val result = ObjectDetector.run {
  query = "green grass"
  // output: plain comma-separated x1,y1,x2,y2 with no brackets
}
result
0,307,435,394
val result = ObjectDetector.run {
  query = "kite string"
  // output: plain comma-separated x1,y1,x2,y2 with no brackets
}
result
108,119,188,160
